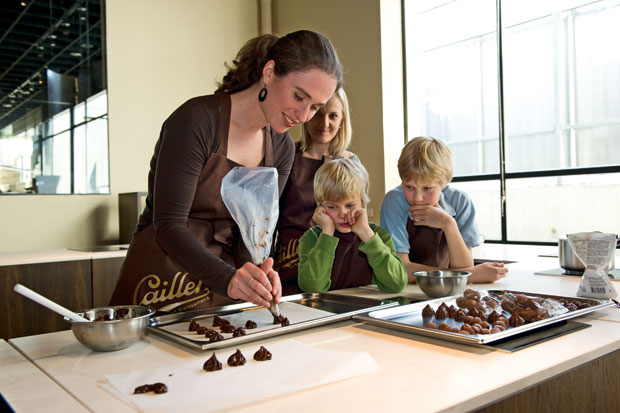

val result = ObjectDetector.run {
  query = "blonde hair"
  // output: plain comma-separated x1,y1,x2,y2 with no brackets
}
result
314,157,370,207
397,136,453,184
299,88,352,157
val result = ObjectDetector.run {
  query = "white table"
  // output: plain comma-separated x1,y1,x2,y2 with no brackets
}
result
4,252,620,412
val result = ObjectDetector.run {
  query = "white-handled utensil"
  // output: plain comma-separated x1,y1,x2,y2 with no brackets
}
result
13,284,90,322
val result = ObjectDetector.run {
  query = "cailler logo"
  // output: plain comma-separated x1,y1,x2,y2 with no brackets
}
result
134,273,210,307
276,238,299,268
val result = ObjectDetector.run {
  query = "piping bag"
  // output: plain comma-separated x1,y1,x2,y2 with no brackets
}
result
221,166,281,318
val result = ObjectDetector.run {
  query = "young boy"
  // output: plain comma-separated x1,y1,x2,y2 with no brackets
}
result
297,157,407,293
380,136,507,283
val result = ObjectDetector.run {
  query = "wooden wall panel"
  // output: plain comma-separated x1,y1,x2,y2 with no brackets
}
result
0,261,92,339
476,350,620,412
92,257,125,307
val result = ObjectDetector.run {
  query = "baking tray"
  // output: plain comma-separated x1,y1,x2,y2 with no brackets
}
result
354,290,614,346
148,292,397,350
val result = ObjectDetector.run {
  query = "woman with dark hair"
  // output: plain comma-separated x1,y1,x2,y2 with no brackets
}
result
110,30,343,313
274,88,357,294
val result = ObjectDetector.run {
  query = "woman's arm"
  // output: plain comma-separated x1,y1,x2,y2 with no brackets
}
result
298,227,338,292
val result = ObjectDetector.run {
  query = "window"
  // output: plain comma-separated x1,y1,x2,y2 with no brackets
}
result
0,0,108,195
403,0,620,243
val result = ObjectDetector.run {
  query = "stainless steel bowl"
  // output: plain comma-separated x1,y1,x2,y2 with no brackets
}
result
414,270,471,298
65,305,155,352
558,238,615,272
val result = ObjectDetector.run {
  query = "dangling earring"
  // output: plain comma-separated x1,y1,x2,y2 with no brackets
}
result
258,87,268,102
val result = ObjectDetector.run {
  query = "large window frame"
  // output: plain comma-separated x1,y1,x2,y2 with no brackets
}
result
402,0,620,245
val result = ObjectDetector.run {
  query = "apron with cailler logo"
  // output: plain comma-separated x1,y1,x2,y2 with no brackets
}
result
406,218,450,268
274,149,333,295
328,230,374,290
110,95,275,312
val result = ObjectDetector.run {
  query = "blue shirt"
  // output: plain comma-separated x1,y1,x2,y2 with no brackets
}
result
380,185,481,254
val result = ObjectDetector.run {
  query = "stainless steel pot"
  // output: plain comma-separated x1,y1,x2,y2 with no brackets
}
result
558,238,615,272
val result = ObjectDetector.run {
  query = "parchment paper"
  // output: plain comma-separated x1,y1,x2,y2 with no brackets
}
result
160,302,335,342
104,339,379,412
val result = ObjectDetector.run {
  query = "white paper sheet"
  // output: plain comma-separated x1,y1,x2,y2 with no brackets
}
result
160,301,336,342
104,339,379,412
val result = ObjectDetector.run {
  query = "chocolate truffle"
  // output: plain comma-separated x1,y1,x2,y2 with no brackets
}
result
227,349,246,367
232,327,246,337
253,346,272,361
421,304,435,318
203,352,222,371
220,324,236,333
435,305,449,319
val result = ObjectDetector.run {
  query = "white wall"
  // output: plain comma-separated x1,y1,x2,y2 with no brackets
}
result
0,0,259,252
272,0,404,219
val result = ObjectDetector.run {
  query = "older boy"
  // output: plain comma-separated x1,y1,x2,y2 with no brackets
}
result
380,136,507,283
298,157,407,293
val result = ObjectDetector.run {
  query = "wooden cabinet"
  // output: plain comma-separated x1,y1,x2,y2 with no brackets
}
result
92,256,124,307
0,254,125,340
0,260,91,339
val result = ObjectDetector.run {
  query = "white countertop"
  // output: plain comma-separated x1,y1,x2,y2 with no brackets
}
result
0,246,128,267
0,339,86,412
3,247,619,413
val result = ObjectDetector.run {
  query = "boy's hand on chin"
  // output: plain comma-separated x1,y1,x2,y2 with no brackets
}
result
313,205,335,236
409,204,453,230
349,207,374,243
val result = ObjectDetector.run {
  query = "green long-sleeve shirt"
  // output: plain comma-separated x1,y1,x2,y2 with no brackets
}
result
298,223,407,293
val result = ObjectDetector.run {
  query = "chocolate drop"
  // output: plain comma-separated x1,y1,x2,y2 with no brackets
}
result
227,349,246,366
220,324,235,333
253,346,272,361
245,320,257,329
151,383,168,394
203,352,222,371
232,327,246,337
421,304,435,318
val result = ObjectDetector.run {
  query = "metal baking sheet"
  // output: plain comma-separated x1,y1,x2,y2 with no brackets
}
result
354,290,614,346
148,293,397,350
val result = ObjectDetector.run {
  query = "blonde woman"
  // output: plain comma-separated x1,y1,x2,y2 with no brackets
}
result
274,88,356,293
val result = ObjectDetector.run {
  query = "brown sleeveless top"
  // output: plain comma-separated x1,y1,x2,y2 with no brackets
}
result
329,230,374,290
406,218,450,268
274,148,333,294
110,95,276,312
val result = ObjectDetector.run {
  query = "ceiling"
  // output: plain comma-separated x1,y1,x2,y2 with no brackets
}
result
0,0,103,131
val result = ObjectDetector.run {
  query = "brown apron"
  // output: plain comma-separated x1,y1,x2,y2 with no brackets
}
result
110,95,275,313
406,218,450,268
274,150,333,295
329,230,374,290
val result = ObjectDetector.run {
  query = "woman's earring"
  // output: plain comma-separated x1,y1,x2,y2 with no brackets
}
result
258,88,268,102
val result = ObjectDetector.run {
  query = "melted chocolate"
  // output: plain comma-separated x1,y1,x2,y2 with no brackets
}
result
114,308,129,319
133,383,168,395
203,352,222,371
151,383,168,394
208,332,224,342
232,327,246,337
94,313,113,321
188,320,199,332
272,314,290,326
253,346,272,361
220,324,236,333
280,317,290,326
227,349,246,366
245,320,257,329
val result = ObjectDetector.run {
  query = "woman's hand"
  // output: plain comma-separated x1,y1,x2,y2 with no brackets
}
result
227,257,281,308
312,205,335,236
349,207,374,243
408,204,453,231
468,262,508,283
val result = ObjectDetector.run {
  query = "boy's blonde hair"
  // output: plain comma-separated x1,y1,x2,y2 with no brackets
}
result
397,136,453,185
300,88,352,157
314,157,370,207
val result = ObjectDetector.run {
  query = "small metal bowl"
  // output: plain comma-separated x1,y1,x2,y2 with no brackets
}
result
414,270,471,298
65,305,155,352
